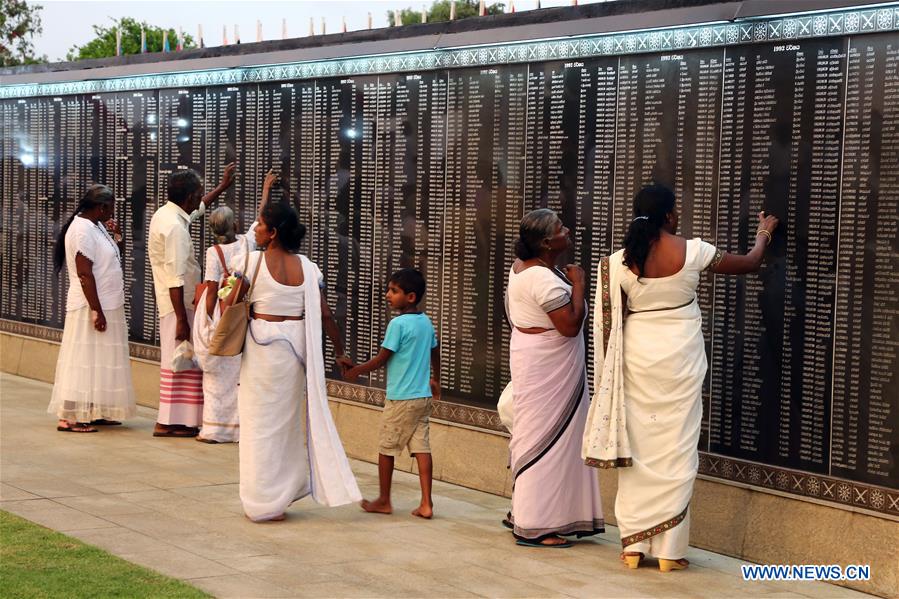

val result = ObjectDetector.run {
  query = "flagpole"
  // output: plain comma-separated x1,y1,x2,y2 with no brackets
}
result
282,18,287,40
115,27,122,56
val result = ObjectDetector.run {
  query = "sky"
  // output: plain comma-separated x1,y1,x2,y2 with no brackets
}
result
30,0,611,63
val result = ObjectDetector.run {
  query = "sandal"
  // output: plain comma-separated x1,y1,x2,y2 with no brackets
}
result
516,536,573,549
195,437,219,444
501,511,513,530
90,419,122,426
659,558,689,572
153,428,197,438
57,422,97,433
621,552,644,569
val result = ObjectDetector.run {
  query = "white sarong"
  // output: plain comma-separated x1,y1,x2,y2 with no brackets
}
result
48,305,136,422
238,254,361,520
193,287,240,442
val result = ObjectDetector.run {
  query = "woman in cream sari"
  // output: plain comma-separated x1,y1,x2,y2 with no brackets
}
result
225,199,360,521
506,209,604,548
583,185,778,571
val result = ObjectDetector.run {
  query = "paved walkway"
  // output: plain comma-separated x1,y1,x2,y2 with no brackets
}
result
0,373,869,598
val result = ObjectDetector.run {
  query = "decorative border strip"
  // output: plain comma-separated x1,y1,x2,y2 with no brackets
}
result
2,4,897,99
2,318,896,518
697,453,899,519
327,379,507,432
620,504,689,548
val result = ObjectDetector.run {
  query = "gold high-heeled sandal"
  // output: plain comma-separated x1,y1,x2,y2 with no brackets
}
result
620,552,644,569
659,558,689,572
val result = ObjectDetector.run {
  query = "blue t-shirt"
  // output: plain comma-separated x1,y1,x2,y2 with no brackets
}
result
381,312,438,400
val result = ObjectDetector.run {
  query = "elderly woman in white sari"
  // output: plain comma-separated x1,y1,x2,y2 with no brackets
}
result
224,198,360,521
505,208,604,548
583,184,779,571
192,172,274,443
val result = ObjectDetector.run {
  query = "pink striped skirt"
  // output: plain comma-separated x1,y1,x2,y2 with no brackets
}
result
158,311,204,427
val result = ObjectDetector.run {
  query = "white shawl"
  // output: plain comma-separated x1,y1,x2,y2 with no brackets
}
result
582,249,632,468
300,255,363,506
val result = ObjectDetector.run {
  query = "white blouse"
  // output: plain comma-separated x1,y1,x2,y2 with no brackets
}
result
621,238,719,312
506,265,572,329
64,216,125,312
204,236,248,283
235,251,324,318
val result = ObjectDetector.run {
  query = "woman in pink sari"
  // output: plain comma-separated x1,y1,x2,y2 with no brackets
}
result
505,208,604,548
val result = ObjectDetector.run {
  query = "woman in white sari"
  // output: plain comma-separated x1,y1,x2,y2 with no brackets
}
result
192,172,274,443
225,199,360,521
583,184,778,571
506,209,604,548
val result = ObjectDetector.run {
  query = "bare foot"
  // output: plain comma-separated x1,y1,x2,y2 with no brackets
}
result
539,536,569,546
361,498,392,514
411,503,433,519
244,513,286,522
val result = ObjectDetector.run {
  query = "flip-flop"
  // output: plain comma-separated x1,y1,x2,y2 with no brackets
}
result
502,511,514,530
516,538,573,549
153,428,197,438
57,423,97,433
195,437,219,444
90,419,122,426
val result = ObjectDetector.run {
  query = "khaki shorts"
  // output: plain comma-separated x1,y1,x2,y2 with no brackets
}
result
379,397,432,457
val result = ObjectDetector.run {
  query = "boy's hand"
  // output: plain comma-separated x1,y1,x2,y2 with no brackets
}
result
430,378,441,400
336,355,354,373
343,367,359,382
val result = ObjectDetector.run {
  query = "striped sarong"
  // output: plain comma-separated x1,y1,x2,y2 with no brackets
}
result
158,311,203,427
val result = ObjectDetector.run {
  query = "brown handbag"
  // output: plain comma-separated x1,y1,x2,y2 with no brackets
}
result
207,250,263,357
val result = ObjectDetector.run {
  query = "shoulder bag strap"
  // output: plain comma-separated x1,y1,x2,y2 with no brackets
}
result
245,251,264,301
214,244,229,278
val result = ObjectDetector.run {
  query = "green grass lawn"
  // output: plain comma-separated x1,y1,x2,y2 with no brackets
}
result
0,509,210,598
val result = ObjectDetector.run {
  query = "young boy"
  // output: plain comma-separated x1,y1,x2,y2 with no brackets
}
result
344,268,440,519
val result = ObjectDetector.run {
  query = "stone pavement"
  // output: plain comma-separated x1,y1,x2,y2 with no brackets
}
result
0,373,870,599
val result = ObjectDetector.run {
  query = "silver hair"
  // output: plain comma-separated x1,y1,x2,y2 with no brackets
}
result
515,208,560,260
208,206,237,244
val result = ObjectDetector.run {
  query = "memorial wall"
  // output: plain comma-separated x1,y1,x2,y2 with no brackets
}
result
1,3,897,518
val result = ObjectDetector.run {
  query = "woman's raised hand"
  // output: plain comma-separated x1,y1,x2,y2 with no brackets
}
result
563,264,586,287
263,169,279,191
757,210,779,234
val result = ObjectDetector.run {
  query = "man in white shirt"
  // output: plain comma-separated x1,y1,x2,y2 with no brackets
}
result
149,165,235,437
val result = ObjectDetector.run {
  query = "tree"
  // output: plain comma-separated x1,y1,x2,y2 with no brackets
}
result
66,17,195,61
1,0,45,66
388,0,505,26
